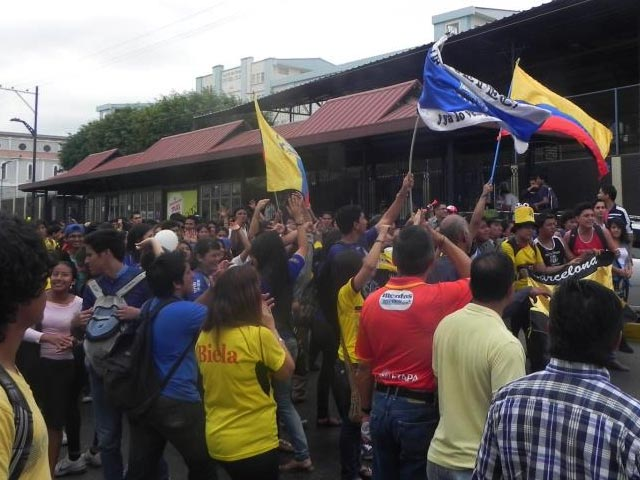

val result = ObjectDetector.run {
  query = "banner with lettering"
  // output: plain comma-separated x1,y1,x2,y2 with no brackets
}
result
417,34,550,154
166,189,198,218
526,252,614,370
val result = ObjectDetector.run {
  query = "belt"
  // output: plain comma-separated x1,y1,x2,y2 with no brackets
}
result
375,383,435,402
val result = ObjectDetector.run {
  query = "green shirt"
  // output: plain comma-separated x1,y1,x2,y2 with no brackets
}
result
428,303,526,469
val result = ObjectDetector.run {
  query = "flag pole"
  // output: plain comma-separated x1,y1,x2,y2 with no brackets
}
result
488,58,520,185
407,115,420,213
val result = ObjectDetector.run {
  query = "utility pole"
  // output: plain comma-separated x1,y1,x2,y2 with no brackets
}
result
2,84,39,219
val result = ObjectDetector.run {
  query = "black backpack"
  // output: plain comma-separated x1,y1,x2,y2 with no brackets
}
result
102,297,193,418
0,365,33,480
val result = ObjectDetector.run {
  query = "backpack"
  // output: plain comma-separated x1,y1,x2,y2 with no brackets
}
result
567,225,607,253
83,271,146,376
102,298,194,419
0,366,33,480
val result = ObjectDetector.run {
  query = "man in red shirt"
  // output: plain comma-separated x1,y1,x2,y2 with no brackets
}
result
355,225,472,480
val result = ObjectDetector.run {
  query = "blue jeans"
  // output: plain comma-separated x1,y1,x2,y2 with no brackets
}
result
427,461,473,480
370,390,438,480
89,365,169,480
273,336,310,462
334,361,362,480
89,365,125,480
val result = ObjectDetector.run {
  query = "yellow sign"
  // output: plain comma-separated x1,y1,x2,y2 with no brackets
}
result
166,190,198,218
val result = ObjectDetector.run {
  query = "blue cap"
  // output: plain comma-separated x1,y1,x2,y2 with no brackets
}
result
64,224,85,236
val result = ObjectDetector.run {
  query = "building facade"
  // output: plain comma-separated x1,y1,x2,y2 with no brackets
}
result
432,6,519,38
0,131,66,218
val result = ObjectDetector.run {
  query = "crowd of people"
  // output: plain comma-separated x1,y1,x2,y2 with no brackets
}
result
0,174,638,480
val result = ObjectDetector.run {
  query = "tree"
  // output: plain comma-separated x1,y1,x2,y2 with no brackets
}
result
59,90,239,170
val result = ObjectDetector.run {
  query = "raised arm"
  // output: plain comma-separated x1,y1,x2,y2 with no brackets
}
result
469,183,493,241
429,224,471,278
352,225,391,292
287,194,309,259
248,198,270,240
378,173,414,227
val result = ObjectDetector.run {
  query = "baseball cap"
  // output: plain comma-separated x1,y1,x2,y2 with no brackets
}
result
64,224,85,236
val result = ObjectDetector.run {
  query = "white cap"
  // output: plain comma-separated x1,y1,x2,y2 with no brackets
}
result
154,229,179,252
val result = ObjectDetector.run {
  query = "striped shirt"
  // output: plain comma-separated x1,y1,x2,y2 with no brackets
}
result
473,358,640,479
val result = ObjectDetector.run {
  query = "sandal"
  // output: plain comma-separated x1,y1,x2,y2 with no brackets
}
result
316,417,342,427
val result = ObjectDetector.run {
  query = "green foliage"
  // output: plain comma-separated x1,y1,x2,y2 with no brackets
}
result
59,90,239,170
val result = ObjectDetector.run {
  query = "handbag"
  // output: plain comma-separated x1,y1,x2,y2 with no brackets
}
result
338,325,362,423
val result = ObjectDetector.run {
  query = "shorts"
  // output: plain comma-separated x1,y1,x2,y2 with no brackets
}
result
39,358,76,430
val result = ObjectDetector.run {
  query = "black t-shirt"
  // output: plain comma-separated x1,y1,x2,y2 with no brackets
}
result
535,237,566,267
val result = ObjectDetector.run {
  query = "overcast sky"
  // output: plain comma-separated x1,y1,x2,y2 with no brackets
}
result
1,0,548,137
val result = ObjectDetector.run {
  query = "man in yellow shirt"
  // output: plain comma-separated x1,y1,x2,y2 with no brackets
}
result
428,252,526,479
0,215,53,479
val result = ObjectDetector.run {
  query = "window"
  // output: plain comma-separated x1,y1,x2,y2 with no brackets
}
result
446,22,459,34
28,164,33,181
19,143,27,151
200,182,241,220
43,145,51,152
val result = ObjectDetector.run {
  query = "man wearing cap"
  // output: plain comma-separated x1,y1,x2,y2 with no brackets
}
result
355,225,472,480
501,205,568,339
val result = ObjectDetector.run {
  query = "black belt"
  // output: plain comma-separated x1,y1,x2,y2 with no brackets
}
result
375,383,435,402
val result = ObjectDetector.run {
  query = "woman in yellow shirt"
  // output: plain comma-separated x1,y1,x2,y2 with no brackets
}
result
197,265,295,480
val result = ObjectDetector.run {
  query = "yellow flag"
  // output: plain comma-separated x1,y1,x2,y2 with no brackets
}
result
254,99,308,196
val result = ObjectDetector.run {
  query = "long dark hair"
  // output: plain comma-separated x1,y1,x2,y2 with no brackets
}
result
202,265,263,341
606,217,630,245
125,223,152,265
251,232,292,326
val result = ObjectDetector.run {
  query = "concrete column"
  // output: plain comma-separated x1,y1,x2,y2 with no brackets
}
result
240,57,253,101
212,65,224,95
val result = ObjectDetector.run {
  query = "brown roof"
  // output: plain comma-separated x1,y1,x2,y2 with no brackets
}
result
23,81,422,190
63,148,119,177
135,121,245,164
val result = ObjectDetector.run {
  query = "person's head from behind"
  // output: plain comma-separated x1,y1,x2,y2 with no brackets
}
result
0,215,51,341
536,213,557,240
549,279,623,366
335,205,367,236
194,238,223,275
126,223,153,255
598,184,617,203
146,251,192,299
470,252,514,305
331,250,364,295
439,215,471,252
392,226,435,277
202,265,263,336
84,229,126,277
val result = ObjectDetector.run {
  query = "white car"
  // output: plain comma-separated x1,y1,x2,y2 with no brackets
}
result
629,254,640,312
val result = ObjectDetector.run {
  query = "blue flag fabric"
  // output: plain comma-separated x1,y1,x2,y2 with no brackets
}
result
417,35,550,154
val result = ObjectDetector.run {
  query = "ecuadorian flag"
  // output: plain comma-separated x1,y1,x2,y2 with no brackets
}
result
255,99,309,201
511,65,613,179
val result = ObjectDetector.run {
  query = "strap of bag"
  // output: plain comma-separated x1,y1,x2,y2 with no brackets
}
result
86,279,104,300
116,271,147,298
145,298,196,391
337,320,357,389
0,366,33,480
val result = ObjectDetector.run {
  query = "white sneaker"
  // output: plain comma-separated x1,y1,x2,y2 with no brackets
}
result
54,456,87,477
83,449,102,467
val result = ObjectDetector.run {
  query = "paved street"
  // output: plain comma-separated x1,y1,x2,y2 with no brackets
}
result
66,341,640,479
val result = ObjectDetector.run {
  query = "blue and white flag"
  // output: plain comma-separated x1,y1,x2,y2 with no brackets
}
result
417,35,550,154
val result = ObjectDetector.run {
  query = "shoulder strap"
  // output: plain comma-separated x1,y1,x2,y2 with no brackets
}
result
568,227,578,251
86,279,104,300
116,271,147,298
593,224,608,250
145,298,196,389
0,366,33,480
